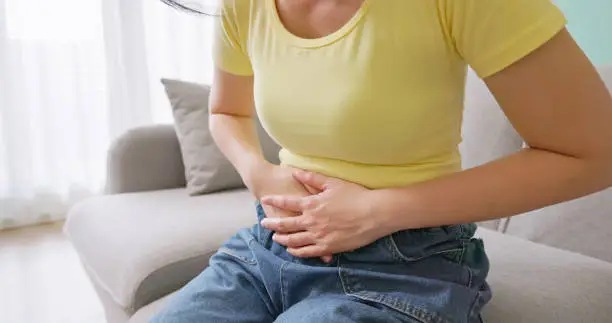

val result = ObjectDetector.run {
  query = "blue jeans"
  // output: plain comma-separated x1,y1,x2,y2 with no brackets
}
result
151,204,491,323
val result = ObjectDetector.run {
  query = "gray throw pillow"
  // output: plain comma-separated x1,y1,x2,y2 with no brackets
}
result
161,79,280,195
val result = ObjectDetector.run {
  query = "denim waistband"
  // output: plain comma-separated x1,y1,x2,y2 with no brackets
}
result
254,202,476,261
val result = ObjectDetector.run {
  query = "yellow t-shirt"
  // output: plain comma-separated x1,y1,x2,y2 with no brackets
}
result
214,0,566,189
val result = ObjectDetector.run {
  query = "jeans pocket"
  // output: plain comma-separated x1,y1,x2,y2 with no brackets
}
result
339,258,466,323
386,226,468,264
218,248,257,265
216,230,258,265
337,225,483,323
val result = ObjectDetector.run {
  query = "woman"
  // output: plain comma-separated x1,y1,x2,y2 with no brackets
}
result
153,0,612,322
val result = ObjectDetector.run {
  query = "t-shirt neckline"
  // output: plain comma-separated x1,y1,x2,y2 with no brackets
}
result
267,0,371,49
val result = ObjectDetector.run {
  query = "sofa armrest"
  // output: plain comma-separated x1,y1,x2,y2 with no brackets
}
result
65,189,257,316
106,125,186,194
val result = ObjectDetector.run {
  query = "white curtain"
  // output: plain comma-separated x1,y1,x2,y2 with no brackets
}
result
0,0,215,229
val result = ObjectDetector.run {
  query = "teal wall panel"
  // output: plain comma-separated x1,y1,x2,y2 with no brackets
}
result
555,0,612,65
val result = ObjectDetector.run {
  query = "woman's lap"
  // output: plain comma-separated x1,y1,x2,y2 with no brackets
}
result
151,206,491,323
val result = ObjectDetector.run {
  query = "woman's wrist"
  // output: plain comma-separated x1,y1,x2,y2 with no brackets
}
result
367,188,422,234
239,158,274,196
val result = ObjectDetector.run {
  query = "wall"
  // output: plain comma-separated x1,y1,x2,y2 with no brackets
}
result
555,0,612,65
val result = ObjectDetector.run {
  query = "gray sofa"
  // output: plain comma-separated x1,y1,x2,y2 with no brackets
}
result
65,66,612,323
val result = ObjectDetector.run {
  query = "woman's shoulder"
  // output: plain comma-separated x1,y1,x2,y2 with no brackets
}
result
219,0,264,24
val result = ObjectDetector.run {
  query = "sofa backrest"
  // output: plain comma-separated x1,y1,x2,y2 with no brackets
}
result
460,70,523,230
461,65,612,263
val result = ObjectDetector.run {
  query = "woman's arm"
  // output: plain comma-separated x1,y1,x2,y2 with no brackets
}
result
259,29,612,259
210,68,324,227
371,29,612,230
209,68,267,187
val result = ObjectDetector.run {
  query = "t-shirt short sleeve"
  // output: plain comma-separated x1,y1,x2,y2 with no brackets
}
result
213,0,253,76
445,0,567,78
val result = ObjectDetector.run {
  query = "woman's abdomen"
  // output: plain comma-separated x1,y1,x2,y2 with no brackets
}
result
279,149,462,189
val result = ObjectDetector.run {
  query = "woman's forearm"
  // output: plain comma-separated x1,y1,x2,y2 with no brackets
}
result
209,113,269,186
372,148,612,231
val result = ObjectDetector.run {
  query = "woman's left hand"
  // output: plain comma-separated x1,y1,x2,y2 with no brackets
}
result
260,170,393,259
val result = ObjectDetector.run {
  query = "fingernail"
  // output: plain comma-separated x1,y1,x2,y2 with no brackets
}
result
260,218,275,226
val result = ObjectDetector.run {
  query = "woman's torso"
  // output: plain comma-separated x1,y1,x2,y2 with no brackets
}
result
231,0,468,189
215,0,565,189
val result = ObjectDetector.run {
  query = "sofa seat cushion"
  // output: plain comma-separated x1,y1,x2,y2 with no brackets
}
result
128,228,612,323
479,228,612,322
129,292,176,323
65,188,257,315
